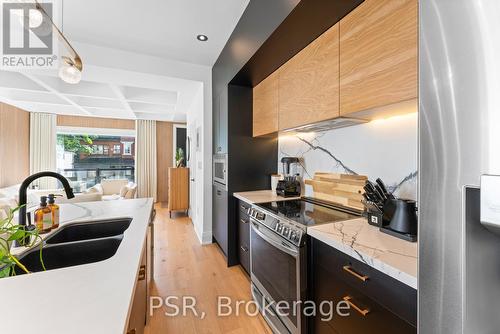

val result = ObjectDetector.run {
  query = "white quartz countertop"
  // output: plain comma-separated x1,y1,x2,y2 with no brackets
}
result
233,190,300,204
308,218,418,289
0,198,154,334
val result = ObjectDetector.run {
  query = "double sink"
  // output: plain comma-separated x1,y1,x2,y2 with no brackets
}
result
14,218,132,275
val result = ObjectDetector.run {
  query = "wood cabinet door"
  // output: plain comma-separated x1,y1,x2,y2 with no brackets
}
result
278,23,340,131
252,70,279,137
340,0,418,116
127,237,148,334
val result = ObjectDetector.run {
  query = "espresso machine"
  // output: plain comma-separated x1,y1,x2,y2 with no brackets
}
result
276,157,301,197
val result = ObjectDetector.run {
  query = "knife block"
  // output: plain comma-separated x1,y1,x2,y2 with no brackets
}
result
367,210,383,227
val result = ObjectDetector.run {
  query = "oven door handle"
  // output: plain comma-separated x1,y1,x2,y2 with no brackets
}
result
251,220,299,258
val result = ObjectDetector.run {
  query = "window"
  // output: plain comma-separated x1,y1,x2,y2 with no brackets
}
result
91,145,103,155
123,142,133,155
57,133,135,192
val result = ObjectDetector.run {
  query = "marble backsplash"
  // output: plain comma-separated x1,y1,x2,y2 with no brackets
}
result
278,113,418,200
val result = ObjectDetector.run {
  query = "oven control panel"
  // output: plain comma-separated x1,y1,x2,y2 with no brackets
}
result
248,207,304,246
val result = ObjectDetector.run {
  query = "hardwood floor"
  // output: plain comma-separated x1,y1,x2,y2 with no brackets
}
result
145,205,272,334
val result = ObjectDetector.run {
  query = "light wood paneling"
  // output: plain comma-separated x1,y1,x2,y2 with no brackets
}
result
156,121,173,203
340,0,418,115
0,103,30,187
278,23,340,131
252,70,279,137
57,115,135,129
168,167,189,213
145,205,272,334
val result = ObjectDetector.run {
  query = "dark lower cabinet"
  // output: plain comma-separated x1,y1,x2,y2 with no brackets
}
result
310,238,417,334
237,199,251,274
213,183,228,256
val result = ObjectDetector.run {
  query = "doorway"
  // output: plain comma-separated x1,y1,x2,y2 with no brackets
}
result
173,124,187,167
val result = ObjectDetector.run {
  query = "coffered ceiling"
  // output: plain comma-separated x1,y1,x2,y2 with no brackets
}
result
0,0,250,121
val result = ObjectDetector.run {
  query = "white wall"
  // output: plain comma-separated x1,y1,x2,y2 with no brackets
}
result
279,113,418,200
187,85,213,243
71,42,214,244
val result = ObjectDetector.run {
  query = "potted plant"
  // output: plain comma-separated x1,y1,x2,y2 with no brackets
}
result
0,206,45,278
175,148,185,167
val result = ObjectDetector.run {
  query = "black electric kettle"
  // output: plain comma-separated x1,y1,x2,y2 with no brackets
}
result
382,199,418,236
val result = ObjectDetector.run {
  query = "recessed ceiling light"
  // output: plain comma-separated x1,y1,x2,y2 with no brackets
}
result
197,34,208,42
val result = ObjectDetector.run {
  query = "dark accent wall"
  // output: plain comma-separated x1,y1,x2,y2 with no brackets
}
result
212,0,299,265
230,0,364,87
212,0,363,265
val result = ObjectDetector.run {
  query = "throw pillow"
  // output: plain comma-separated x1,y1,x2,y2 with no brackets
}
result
119,185,129,197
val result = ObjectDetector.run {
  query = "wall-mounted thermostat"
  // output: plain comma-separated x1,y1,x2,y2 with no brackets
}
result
480,174,500,236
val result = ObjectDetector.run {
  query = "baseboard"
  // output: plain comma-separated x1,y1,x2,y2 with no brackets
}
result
193,220,213,245
201,231,213,245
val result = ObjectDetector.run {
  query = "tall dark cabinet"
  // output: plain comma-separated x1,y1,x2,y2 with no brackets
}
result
211,0,365,266
211,0,299,265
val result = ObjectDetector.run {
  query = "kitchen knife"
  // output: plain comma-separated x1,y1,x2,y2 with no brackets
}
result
376,178,395,199
362,200,383,213
365,182,385,204
363,184,379,203
374,183,388,201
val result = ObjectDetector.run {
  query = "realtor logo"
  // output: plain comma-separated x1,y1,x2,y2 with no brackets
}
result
1,1,58,69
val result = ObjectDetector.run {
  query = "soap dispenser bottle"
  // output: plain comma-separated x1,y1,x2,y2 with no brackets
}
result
34,196,52,233
47,194,60,229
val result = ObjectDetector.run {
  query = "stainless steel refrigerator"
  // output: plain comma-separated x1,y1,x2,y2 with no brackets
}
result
420,1,500,333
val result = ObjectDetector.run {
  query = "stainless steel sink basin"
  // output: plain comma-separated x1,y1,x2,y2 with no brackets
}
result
14,236,123,275
45,218,132,244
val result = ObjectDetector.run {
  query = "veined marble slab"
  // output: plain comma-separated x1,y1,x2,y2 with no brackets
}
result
308,218,417,289
0,198,154,334
233,190,300,204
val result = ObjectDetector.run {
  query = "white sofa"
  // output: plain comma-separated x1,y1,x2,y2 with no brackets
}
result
0,179,136,219
86,179,137,201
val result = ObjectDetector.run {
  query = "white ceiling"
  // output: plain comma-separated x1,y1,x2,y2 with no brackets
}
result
0,0,249,121
63,0,250,66
0,68,202,122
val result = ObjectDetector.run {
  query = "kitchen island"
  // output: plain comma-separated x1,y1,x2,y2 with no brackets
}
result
0,198,154,334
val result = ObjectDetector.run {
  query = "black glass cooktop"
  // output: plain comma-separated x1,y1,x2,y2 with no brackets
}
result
256,197,361,227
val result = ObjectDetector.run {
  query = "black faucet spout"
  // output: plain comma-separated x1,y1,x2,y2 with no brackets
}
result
18,171,75,229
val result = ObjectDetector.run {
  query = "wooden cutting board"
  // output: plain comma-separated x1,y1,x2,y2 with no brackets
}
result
305,172,367,210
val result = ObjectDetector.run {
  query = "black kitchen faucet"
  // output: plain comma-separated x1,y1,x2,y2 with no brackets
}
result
17,171,75,245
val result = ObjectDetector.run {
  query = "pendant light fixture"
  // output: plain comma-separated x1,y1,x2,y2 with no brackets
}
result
59,56,82,84
32,0,83,84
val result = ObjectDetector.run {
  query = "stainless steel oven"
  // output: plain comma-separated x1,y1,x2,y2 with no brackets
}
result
213,153,227,186
248,207,307,334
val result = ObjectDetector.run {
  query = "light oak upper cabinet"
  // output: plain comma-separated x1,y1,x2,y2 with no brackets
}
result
253,70,279,137
278,23,340,131
340,0,418,116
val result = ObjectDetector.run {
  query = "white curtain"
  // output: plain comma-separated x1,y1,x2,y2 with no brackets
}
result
29,112,57,189
135,119,157,201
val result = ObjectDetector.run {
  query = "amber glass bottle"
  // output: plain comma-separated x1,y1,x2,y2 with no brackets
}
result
48,194,60,229
34,196,52,234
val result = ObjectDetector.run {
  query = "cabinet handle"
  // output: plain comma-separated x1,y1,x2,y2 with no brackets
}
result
138,265,146,281
240,246,248,252
342,296,370,316
343,265,369,282
240,219,248,224
127,329,136,334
